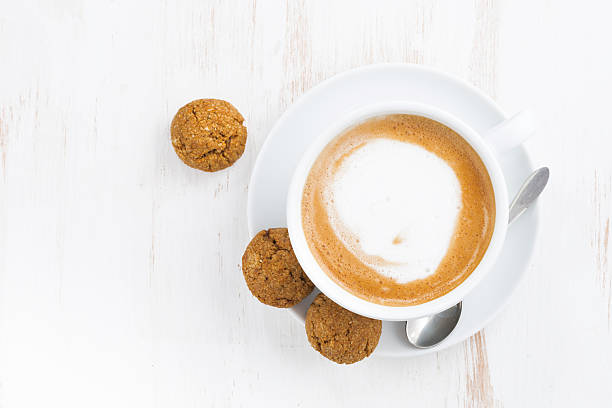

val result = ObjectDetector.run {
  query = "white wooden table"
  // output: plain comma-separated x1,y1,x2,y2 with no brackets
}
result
0,1,610,406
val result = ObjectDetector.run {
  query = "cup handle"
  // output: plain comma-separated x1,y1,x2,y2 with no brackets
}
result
483,110,536,154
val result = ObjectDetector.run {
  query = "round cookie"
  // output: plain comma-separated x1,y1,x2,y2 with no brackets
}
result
242,228,314,308
171,99,247,172
305,293,382,364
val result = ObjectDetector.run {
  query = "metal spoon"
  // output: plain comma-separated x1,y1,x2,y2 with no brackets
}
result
405,167,549,349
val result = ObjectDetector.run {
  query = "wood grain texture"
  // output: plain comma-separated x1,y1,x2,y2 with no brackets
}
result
593,170,611,326
1,0,611,407
464,332,496,408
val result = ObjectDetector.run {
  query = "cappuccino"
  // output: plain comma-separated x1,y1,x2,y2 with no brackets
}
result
301,114,495,306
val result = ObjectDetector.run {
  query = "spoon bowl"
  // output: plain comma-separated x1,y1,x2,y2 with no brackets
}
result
405,302,462,348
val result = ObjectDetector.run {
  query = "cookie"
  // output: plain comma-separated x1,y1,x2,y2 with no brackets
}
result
241,228,314,308
171,99,247,172
305,293,382,364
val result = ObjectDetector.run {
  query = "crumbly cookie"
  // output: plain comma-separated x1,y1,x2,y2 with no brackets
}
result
171,99,247,172
241,228,314,308
305,293,382,364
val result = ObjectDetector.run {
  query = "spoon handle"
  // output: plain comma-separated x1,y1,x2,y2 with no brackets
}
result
508,167,549,224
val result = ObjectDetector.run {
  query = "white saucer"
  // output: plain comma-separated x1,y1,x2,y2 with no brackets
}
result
247,64,539,357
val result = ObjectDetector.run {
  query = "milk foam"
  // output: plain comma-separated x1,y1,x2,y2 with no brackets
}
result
327,138,462,284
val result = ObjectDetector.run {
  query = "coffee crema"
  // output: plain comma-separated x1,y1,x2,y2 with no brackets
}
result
301,114,496,306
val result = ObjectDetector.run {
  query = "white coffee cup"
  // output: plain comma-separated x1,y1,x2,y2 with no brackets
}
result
286,101,535,321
